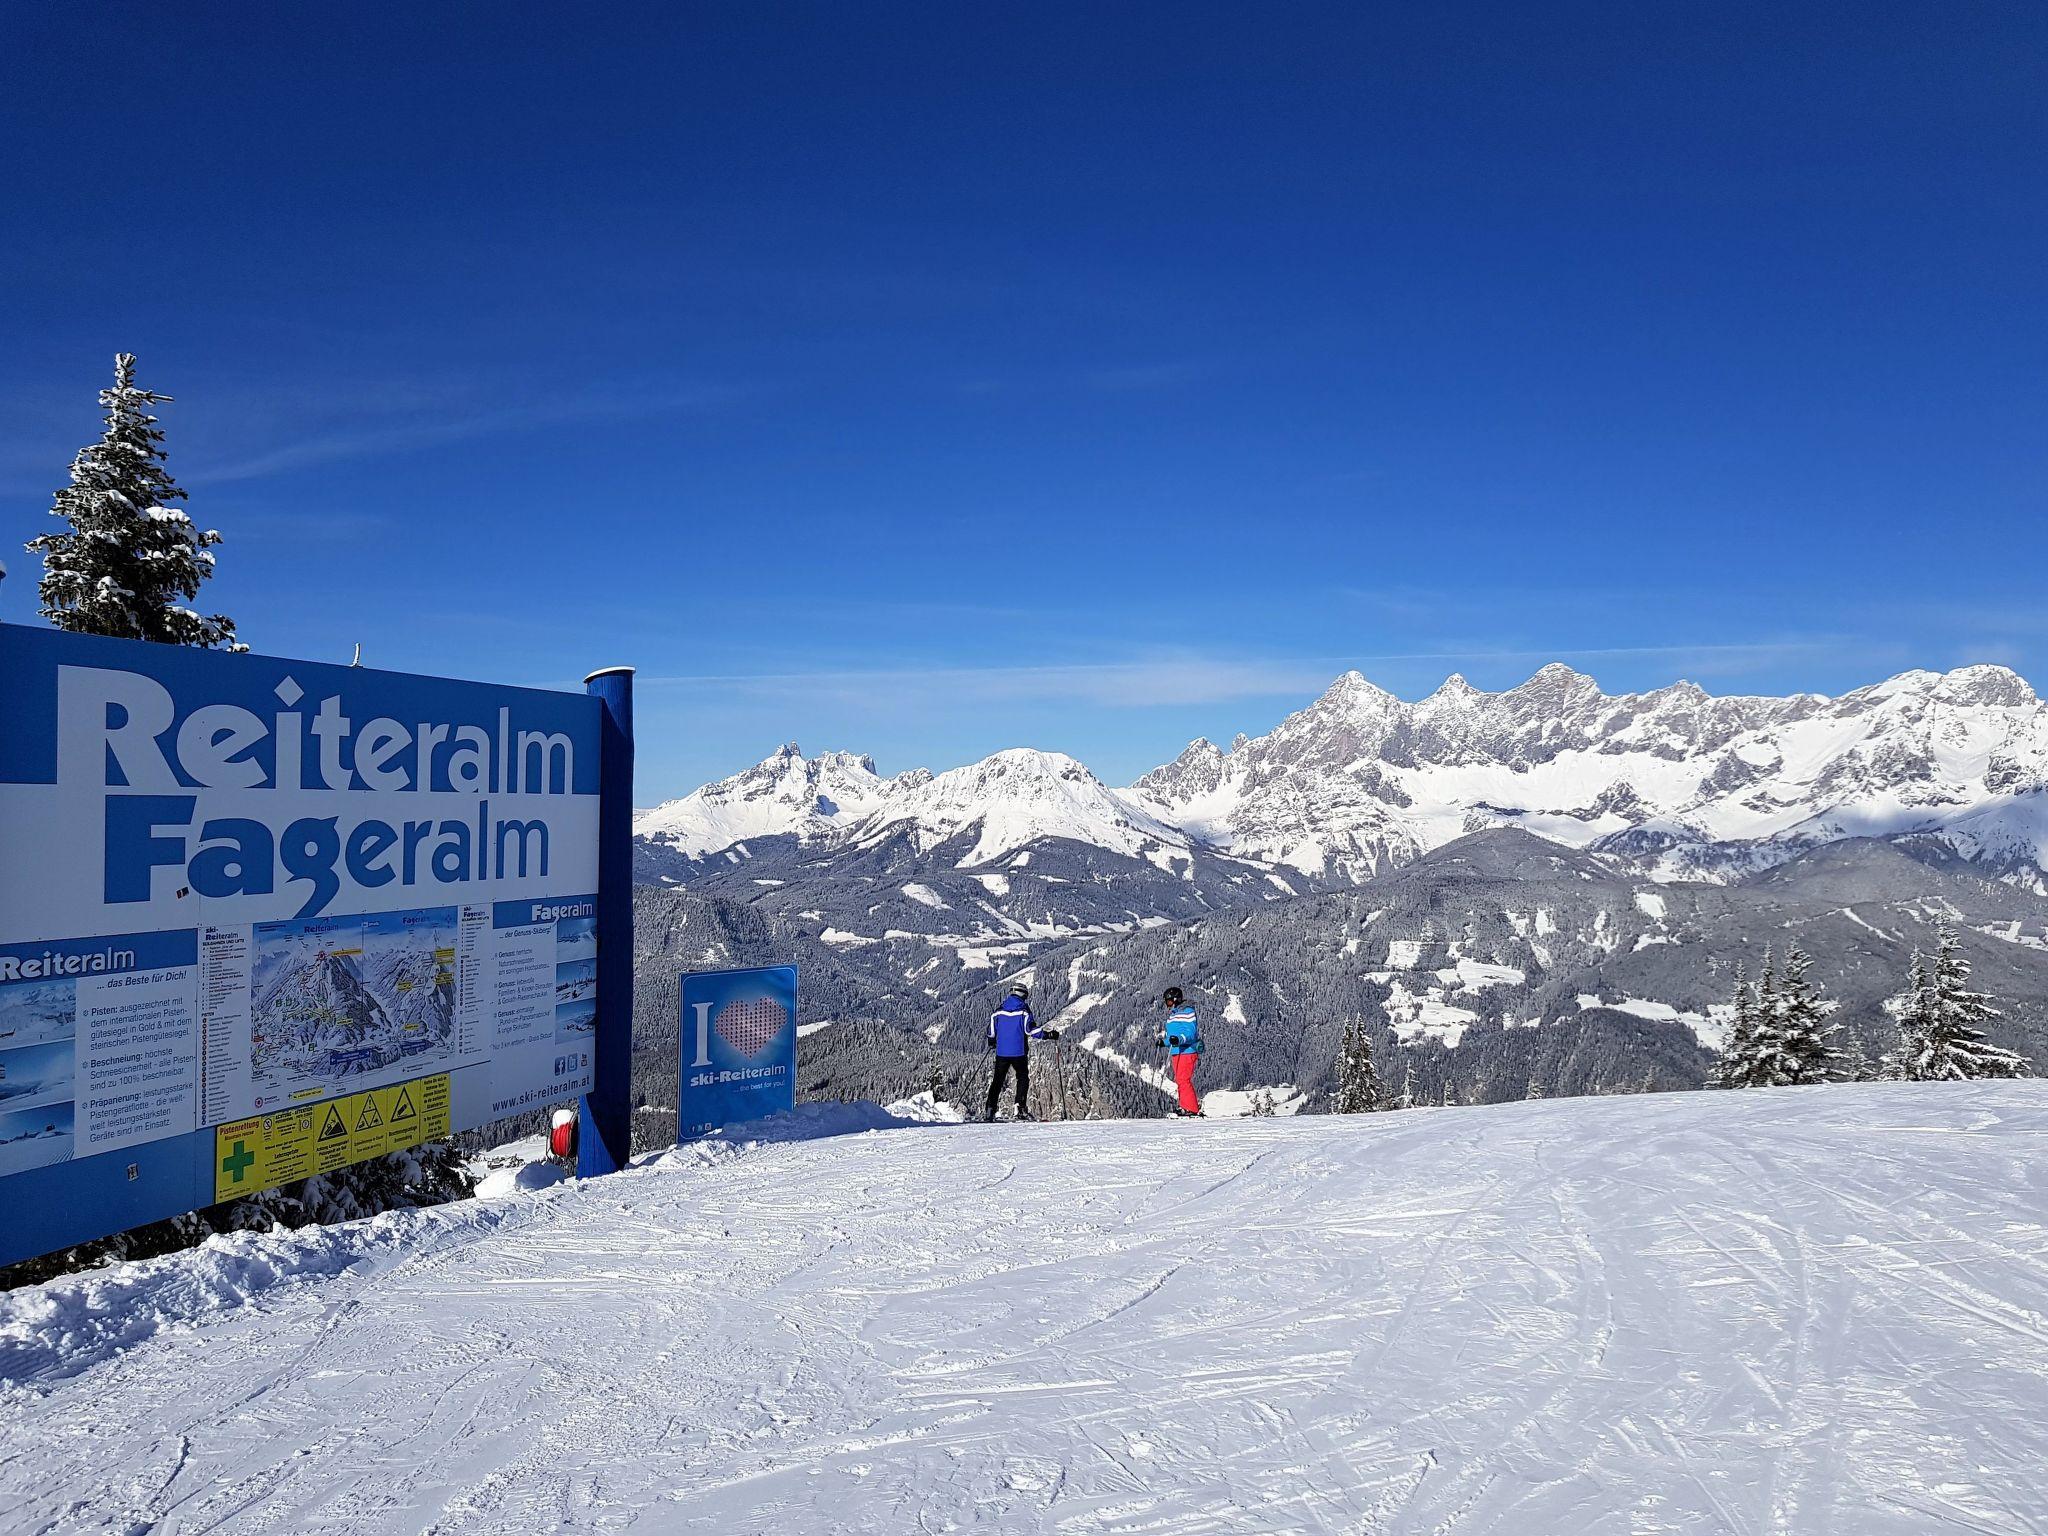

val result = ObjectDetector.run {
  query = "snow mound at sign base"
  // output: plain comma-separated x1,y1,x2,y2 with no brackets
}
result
3,1083,2046,1535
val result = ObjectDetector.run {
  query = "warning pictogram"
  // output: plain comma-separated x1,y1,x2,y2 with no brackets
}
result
214,1073,452,1202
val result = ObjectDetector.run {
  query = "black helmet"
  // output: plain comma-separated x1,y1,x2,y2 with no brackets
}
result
1162,986,1184,1007
1009,983,1030,1001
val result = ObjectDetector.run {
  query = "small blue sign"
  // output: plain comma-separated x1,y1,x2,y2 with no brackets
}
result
677,965,797,1140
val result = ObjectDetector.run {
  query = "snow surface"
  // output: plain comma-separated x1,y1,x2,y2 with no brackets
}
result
5,1086,2047,1534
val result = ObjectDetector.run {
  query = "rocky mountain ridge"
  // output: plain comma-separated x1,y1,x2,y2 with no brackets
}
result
640,662,2048,894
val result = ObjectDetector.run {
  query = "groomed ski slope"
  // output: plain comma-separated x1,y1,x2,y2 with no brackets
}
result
4,1085,2046,1535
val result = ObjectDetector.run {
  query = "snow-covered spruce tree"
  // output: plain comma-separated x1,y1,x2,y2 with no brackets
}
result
1336,1015,1384,1113
1879,952,1934,1081
1752,945,1839,1086
1393,1061,1417,1111
1889,927,2032,1082
1714,963,1759,1088
27,354,242,649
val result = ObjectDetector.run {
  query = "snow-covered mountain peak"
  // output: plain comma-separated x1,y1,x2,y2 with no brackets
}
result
1858,664,2037,711
1426,672,1481,703
1512,661,1598,695
1132,738,1227,802
635,743,900,858
863,747,1188,867
1310,669,1400,715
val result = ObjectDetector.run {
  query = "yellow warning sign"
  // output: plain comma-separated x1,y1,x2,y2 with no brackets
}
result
214,1073,451,1202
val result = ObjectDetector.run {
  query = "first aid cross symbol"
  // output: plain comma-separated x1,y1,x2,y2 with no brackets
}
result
221,1141,255,1183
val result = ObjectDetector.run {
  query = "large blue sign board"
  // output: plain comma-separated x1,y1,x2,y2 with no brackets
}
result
0,624,630,1268
677,965,797,1139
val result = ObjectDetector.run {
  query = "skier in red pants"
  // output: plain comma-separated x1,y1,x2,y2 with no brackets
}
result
1157,986,1204,1116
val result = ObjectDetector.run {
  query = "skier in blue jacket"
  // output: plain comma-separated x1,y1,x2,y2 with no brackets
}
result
1158,986,1204,1116
985,984,1058,1121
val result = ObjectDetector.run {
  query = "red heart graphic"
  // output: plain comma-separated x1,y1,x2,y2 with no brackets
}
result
715,997,785,1059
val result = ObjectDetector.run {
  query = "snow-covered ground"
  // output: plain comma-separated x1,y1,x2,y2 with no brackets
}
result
4,1084,2046,1534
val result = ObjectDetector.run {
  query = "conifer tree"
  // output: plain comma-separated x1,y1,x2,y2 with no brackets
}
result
1754,944,1838,1086
1880,952,1933,1081
1336,1015,1384,1113
1524,1073,1545,1100
28,354,242,648
1715,962,1758,1088
1751,948,1778,1068
1889,927,2031,1081
1393,1060,1417,1111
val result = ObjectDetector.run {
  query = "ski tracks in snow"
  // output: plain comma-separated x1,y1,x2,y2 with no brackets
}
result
3,1085,2047,1534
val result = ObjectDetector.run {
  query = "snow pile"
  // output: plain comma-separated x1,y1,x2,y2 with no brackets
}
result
466,1133,566,1198
5,1085,2046,1533
0,1200,526,1389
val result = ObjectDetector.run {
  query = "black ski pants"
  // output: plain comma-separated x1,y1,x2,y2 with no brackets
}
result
986,1054,1029,1116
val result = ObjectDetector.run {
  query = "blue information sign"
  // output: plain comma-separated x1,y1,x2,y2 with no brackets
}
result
677,965,797,1139
0,624,630,1270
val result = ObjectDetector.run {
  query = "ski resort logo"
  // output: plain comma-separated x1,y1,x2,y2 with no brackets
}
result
677,966,797,1138
6,641,599,923
714,997,786,1059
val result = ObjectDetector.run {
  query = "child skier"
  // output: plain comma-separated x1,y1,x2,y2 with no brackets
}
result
1157,987,1204,1116
985,983,1058,1121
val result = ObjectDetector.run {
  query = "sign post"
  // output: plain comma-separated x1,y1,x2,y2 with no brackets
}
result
578,667,634,1177
677,965,797,1140
0,625,630,1269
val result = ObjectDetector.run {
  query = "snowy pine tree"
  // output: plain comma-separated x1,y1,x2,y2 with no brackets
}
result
1393,1060,1417,1111
1714,962,1759,1088
27,354,242,649
1336,1015,1383,1113
1751,945,1838,1086
1889,927,2031,1081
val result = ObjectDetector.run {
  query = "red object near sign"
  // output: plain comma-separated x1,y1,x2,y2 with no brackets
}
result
549,1108,577,1160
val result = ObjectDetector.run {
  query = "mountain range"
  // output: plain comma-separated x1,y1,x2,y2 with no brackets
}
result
627,663,2048,1118
640,662,2048,894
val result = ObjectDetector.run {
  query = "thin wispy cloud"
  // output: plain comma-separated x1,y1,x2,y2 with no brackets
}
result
186,382,747,485
634,638,1864,709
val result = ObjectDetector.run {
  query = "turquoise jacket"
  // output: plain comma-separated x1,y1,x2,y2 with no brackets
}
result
1163,1004,1203,1056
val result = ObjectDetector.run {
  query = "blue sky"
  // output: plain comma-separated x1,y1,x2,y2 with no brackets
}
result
3,4,2043,801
